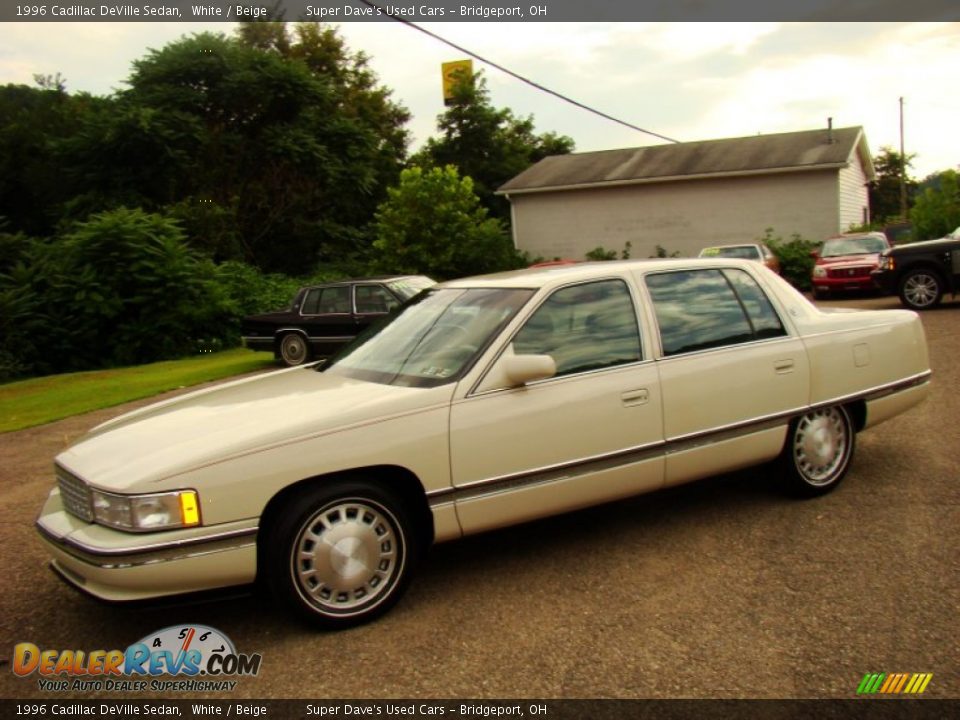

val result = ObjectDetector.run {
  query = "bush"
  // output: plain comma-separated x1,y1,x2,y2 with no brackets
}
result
585,242,633,261
0,208,236,380
373,166,523,279
761,228,819,291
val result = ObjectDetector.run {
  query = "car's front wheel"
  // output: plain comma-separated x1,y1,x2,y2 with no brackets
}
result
779,405,855,496
278,332,310,366
260,481,419,629
898,269,943,310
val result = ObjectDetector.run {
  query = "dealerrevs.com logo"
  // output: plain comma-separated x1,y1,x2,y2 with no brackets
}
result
13,625,262,692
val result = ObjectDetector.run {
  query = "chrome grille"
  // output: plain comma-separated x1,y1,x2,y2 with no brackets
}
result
828,266,872,279
56,466,94,522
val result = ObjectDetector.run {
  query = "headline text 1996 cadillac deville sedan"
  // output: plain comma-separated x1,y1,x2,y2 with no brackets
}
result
36,259,931,628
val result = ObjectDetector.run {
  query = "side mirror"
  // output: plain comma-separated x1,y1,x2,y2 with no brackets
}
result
809,250,819,259
503,354,557,386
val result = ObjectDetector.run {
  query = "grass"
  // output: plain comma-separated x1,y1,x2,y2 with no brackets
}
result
0,348,276,434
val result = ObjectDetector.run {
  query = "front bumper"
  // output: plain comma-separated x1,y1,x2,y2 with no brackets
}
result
812,275,877,293
870,269,898,294
36,489,258,602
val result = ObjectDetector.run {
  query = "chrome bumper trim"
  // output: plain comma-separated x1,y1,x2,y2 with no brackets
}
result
36,520,257,569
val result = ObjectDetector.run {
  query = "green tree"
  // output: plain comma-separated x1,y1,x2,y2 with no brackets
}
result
0,81,101,237
910,170,960,240
373,165,521,279
414,71,574,221
54,28,410,275
869,147,918,223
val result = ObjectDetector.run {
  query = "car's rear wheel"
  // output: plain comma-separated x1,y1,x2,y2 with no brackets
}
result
779,405,855,496
898,269,943,310
260,481,419,629
278,332,310,366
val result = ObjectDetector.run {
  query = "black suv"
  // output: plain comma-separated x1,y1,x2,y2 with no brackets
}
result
242,275,435,366
872,234,960,310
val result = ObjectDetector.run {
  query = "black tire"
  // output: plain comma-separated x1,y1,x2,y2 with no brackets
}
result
259,481,420,629
278,332,310,366
811,286,826,301
898,269,943,310
778,405,855,497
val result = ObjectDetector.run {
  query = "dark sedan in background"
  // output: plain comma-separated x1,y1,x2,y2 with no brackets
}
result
242,275,435,365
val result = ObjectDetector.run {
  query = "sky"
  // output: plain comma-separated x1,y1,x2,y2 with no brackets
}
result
1,21,958,179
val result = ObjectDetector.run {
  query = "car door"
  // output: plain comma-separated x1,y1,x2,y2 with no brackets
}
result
352,283,401,331
300,284,356,356
640,267,810,486
448,278,665,535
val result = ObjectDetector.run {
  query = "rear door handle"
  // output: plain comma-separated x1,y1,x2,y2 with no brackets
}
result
621,389,649,407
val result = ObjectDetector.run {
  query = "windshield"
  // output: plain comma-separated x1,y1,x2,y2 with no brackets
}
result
387,276,436,300
322,287,534,387
821,236,888,257
700,246,760,260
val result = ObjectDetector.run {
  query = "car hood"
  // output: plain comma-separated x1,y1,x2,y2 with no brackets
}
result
817,253,882,268
56,367,451,491
888,237,960,255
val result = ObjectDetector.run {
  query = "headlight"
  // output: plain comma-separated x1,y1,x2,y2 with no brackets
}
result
813,266,827,278
91,489,201,531
879,256,895,271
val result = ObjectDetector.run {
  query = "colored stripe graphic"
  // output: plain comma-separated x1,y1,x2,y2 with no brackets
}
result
857,673,883,694
857,672,932,695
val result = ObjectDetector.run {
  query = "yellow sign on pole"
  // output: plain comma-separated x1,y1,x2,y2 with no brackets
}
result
442,60,473,106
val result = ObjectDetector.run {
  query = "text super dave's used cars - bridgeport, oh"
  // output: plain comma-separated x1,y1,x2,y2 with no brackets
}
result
36,259,931,628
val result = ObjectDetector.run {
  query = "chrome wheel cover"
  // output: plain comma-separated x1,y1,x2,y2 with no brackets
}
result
281,334,307,365
902,273,939,308
793,408,850,486
291,499,402,617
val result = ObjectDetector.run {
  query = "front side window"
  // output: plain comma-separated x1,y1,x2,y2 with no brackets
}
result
355,284,398,314
324,287,534,387
512,279,642,376
646,269,786,357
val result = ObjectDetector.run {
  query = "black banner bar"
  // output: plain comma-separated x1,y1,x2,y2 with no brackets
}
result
2,0,959,23
2,699,958,720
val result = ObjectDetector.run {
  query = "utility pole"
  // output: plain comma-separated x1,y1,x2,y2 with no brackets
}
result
899,97,907,220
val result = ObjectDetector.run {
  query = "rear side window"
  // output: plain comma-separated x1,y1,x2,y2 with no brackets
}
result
646,269,786,356
512,279,642,376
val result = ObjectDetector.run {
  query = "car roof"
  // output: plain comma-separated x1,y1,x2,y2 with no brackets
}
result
700,243,761,250
300,275,424,289
824,232,887,241
441,258,766,289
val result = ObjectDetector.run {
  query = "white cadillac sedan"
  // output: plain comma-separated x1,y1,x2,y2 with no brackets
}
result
37,260,931,628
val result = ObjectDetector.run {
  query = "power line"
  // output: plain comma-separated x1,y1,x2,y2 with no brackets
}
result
357,1,680,144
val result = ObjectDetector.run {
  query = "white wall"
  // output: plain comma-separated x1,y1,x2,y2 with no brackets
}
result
509,170,841,260
838,155,870,231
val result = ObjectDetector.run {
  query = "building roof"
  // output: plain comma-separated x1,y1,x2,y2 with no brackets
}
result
498,126,873,196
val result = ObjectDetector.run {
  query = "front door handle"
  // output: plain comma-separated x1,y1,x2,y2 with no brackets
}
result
774,359,795,374
621,389,649,407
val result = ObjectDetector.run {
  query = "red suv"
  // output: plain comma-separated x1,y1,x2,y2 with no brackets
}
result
811,232,890,299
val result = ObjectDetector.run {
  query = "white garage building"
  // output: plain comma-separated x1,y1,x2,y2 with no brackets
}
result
497,126,875,260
